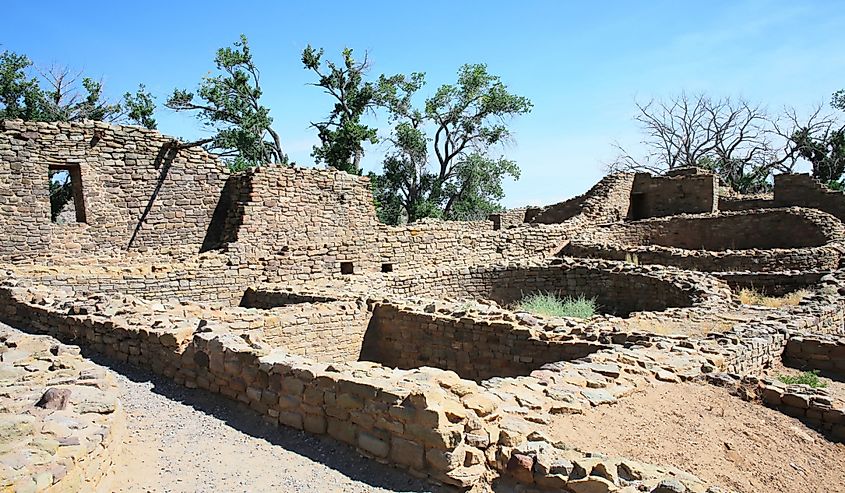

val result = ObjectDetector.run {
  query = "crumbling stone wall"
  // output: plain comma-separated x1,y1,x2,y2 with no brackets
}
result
0,120,229,259
773,173,845,221
783,335,845,377
362,303,607,380
383,260,726,317
565,208,845,272
629,170,717,219
523,173,634,224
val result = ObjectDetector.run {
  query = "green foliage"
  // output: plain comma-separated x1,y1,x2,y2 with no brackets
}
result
123,84,157,129
0,50,43,120
0,49,154,126
515,292,597,319
790,125,845,183
166,35,286,168
302,45,378,174
227,156,262,173
374,64,531,224
833,90,845,112
777,370,828,388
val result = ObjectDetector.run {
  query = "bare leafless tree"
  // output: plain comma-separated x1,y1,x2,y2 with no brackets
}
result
36,64,121,122
610,93,777,192
769,104,844,181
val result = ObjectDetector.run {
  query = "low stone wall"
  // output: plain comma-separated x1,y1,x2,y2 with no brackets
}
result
758,379,845,442
714,271,826,296
384,259,731,317
361,303,607,381
783,335,845,378
0,326,125,493
3,253,251,305
565,208,845,272
0,271,724,492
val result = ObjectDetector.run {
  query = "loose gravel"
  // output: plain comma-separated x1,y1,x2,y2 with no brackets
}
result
1,341,440,493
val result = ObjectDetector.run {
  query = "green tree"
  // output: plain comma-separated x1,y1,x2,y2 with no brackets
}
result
302,45,378,174
0,50,43,120
123,84,157,129
375,65,531,224
166,34,286,168
833,90,845,111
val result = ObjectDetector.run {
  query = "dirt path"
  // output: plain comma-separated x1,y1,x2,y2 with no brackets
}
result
84,356,439,493
549,382,845,493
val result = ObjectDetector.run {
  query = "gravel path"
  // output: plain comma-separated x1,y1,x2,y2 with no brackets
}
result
90,358,442,492
0,323,435,493
93,356,440,493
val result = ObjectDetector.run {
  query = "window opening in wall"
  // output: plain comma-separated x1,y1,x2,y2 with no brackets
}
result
48,165,86,224
629,192,647,220
340,262,354,275
381,263,394,273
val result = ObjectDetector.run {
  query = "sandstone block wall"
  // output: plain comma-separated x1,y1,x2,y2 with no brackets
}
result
774,173,845,221
783,336,845,377
629,171,717,219
0,120,229,259
383,261,722,317
362,303,607,381
565,208,845,273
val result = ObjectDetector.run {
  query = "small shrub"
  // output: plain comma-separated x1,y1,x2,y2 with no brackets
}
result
777,370,828,388
738,288,809,308
515,292,597,319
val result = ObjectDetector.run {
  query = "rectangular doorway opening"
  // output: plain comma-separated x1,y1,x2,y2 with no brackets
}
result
49,165,86,224
340,262,354,275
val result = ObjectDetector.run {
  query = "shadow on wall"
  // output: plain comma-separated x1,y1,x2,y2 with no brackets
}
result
201,173,251,253
358,304,608,381
127,143,180,250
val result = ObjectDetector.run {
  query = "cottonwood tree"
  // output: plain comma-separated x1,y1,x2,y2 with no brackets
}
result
166,35,285,170
302,45,379,175
375,65,531,224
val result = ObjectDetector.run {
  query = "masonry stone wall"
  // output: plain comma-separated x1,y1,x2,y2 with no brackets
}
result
524,173,634,224
383,260,726,317
773,173,845,221
629,171,717,219
714,271,826,296
565,208,845,272
783,335,845,377
361,303,607,381
3,254,250,305
0,120,229,260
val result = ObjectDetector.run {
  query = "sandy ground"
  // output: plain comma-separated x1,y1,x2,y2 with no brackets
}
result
88,356,440,493
550,382,845,493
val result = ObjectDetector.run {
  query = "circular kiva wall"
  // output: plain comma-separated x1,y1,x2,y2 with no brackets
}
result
563,208,845,272
387,259,730,317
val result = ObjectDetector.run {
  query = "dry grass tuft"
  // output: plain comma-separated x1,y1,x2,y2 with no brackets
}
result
737,288,810,308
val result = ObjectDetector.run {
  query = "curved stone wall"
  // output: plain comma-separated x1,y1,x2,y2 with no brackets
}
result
385,258,731,317
563,208,845,272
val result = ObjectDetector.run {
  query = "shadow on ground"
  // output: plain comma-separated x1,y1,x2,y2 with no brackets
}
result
3,322,447,493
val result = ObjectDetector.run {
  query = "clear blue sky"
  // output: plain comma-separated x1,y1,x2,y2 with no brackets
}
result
4,0,844,206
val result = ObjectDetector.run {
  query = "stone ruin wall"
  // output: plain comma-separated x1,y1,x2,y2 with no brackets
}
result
564,208,845,273
0,120,229,260
629,170,717,219
361,303,607,381
383,262,708,316
720,173,845,222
